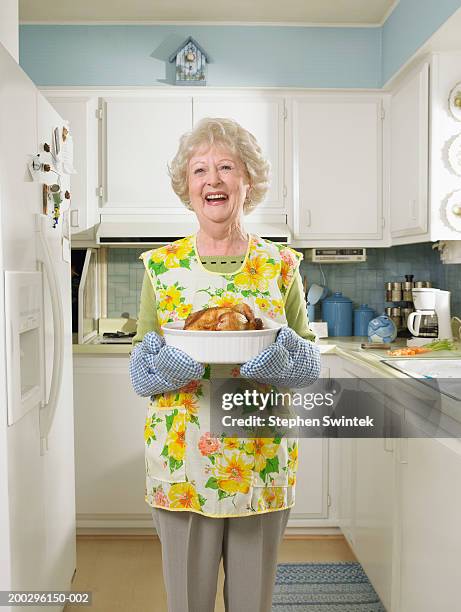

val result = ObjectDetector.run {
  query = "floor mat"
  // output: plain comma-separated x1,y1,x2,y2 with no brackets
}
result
272,562,386,611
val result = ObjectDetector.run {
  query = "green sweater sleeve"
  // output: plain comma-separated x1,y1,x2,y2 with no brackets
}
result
132,272,159,345
133,268,316,345
284,271,317,342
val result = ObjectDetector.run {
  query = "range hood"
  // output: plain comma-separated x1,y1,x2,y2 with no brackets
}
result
96,221,291,246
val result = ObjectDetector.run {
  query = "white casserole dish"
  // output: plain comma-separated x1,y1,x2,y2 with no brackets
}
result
162,316,285,364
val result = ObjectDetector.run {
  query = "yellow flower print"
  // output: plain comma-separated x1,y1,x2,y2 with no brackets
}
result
255,297,271,311
245,438,279,472
144,417,156,444
280,260,292,287
223,438,240,451
271,299,283,315
261,486,285,509
215,451,253,495
158,285,182,311
210,292,240,308
177,392,198,417
151,238,193,269
234,256,279,292
288,443,298,472
168,482,201,511
156,309,171,329
166,415,186,462
177,303,193,319
155,393,178,410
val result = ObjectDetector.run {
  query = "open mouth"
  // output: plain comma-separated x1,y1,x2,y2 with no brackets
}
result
204,193,228,205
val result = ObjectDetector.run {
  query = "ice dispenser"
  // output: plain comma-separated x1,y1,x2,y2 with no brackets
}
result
4,271,44,426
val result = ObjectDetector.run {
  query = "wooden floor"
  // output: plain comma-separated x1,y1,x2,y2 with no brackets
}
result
65,534,356,612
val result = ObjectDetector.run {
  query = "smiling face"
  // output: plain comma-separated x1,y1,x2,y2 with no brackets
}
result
187,144,250,227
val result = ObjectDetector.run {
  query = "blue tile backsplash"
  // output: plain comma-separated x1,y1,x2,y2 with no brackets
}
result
107,243,461,321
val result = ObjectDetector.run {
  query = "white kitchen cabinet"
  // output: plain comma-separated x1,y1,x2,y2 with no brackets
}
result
354,436,396,611
428,52,461,240
46,95,100,234
99,96,194,215
193,95,286,214
289,363,331,524
389,62,429,243
73,354,151,530
337,359,397,610
395,434,461,611
288,95,385,245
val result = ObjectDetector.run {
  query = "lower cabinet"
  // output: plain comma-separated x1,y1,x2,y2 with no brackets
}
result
73,354,332,531
73,355,149,529
396,436,461,612
336,356,461,611
354,437,396,611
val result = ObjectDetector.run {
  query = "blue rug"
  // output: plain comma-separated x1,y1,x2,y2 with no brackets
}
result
272,562,386,611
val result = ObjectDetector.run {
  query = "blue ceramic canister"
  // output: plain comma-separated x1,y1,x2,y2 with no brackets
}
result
321,292,353,337
354,304,375,336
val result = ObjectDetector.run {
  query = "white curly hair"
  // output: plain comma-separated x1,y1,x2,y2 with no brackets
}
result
168,117,270,214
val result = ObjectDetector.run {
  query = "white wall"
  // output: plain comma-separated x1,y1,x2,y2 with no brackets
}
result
0,0,18,62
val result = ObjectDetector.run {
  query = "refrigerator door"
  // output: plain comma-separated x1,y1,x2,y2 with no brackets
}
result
0,43,48,607
36,93,76,596
0,46,76,610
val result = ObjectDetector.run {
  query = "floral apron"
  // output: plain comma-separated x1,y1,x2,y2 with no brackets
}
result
140,234,302,518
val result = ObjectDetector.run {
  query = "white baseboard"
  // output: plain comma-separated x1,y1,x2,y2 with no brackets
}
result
76,513,342,538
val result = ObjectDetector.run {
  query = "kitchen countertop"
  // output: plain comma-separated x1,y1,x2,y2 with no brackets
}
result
73,335,461,371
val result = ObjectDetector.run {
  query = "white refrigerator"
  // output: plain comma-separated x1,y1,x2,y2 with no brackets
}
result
0,43,76,610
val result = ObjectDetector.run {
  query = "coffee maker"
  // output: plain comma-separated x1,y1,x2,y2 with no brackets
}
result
407,288,452,346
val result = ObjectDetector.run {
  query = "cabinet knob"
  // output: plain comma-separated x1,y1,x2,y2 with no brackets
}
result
452,204,461,217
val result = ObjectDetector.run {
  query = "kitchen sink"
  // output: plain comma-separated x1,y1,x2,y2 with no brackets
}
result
381,359,461,379
381,359,461,402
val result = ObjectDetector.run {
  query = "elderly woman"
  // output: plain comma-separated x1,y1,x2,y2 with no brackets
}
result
130,117,320,612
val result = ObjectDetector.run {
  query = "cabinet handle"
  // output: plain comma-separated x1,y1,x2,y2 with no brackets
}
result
306,209,311,227
383,437,394,453
70,209,79,228
410,199,417,220
399,437,408,464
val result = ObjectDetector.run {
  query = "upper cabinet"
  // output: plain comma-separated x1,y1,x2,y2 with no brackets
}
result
99,96,193,214
428,52,461,241
193,95,286,214
288,95,385,245
389,63,429,243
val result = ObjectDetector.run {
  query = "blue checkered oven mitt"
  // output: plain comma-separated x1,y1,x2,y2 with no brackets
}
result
240,326,321,388
129,332,205,397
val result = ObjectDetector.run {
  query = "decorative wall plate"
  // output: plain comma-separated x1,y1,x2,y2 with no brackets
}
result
448,82,461,121
447,133,461,175
442,190,461,232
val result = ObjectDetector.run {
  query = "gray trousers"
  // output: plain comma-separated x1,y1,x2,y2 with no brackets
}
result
151,507,290,612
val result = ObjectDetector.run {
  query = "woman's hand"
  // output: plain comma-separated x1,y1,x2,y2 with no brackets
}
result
240,327,321,389
129,332,205,397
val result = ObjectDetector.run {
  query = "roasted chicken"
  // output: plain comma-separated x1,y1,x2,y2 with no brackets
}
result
184,303,263,331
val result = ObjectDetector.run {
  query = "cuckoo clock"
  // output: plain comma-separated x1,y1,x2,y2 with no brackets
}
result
169,37,209,86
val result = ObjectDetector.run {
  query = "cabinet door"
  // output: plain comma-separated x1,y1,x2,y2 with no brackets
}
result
390,63,429,240
354,437,395,611
47,96,99,233
193,96,285,212
73,356,149,521
290,96,384,241
100,97,193,213
289,364,331,522
398,436,461,612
